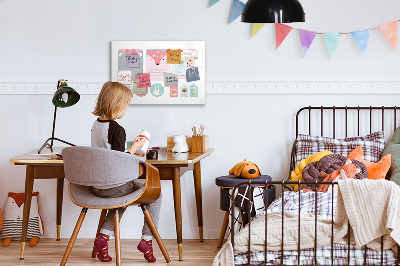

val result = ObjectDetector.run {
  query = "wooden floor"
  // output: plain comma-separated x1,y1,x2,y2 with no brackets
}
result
0,239,221,265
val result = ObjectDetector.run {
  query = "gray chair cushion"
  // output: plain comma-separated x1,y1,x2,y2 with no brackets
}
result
69,180,145,208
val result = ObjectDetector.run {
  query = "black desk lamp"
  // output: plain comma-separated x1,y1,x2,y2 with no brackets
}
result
38,79,80,154
241,0,305,23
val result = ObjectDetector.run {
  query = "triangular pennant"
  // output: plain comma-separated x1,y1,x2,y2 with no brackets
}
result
229,0,245,24
351,29,370,55
275,23,293,49
209,0,220,7
378,21,398,50
251,23,266,38
298,29,317,58
323,33,341,58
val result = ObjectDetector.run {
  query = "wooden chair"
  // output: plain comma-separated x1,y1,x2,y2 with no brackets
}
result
60,146,171,265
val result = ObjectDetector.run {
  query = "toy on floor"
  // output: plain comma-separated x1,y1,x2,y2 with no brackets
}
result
229,159,261,179
1,192,44,247
172,135,189,153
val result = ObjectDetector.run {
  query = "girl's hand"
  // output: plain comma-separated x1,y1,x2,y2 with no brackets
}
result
134,149,149,157
129,137,147,155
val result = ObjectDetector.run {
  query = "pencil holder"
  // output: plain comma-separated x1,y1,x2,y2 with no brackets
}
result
191,135,209,153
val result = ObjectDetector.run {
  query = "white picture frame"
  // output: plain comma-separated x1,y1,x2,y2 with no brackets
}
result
111,41,205,105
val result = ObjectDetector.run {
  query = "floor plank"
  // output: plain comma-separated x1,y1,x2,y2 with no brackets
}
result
0,239,221,265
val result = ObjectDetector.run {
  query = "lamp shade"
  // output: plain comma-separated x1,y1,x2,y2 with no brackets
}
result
52,84,80,108
241,0,305,23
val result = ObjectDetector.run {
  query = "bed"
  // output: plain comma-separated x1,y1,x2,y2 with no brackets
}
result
214,106,400,266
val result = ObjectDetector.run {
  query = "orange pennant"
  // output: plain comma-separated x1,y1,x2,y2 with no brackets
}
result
378,21,398,50
275,23,293,49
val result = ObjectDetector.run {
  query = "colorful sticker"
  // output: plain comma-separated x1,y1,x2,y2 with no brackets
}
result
167,49,182,64
164,73,178,87
132,82,148,97
150,84,164,97
170,86,178,97
136,73,151,88
186,67,200,82
171,64,187,76
117,70,132,84
146,49,171,81
126,54,140,68
190,84,198,97
180,84,188,97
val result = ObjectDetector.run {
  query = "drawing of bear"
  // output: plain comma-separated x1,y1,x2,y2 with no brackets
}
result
146,50,171,81
181,56,198,70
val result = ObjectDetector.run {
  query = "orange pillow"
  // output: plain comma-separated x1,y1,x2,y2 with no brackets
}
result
347,146,391,180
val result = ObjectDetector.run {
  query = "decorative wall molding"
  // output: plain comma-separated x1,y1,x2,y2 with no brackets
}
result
0,81,400,95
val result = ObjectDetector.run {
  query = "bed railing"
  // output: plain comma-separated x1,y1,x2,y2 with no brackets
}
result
230,180,400,266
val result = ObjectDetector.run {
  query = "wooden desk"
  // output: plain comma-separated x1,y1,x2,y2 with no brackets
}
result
10,147,213,261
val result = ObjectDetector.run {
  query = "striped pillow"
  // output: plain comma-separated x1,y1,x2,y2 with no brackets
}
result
294,131,385,166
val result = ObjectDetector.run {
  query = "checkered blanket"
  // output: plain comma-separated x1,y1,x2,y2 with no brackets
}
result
234,191,397,265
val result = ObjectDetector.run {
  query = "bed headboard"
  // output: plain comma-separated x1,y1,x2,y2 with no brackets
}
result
290,106,400,179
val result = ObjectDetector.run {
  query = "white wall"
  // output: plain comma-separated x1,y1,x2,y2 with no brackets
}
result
1,0,400,240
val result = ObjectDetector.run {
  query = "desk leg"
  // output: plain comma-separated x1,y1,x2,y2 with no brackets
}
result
20,165,34,259
193,161,203,242
56,178,64,241
172,167,183,261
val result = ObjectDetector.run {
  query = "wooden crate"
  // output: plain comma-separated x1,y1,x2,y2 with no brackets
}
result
167,135,192,151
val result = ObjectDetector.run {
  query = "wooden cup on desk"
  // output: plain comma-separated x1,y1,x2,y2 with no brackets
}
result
191,135,209,153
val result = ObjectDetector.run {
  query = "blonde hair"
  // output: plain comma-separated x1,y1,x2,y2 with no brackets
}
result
93,82,133,120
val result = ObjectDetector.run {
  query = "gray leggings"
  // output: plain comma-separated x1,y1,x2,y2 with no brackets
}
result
92,180,162,240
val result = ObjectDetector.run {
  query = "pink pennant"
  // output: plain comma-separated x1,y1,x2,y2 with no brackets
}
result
378,21,398,50
275,24,293,49
298,29,317,58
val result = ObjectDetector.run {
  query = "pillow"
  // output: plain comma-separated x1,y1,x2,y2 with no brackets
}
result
348,146,391,180
295,131,385,166
289,150,333,191
382,126,400,184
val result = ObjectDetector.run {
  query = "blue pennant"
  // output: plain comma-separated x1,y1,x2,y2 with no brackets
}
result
229,0,245,23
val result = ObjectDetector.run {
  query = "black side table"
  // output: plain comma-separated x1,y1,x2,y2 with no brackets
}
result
215,175,275,248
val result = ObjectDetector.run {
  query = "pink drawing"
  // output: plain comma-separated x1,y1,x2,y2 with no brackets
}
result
146,49,171,81
170,86,178,97
117,70,132,85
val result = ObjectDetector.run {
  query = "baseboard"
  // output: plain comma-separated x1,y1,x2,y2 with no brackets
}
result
1,81,399,95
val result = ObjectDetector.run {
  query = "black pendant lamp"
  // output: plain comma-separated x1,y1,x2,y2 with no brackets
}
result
242,0,305,23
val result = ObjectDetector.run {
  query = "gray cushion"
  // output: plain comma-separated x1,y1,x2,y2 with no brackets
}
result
69,180,145,208
382,126,400,184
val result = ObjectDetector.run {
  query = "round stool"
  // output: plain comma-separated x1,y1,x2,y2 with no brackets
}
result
215,175,275,248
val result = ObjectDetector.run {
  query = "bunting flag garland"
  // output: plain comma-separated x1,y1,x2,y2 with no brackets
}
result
275,23,293,49
378,21,398,50
229,0,245,24
298,30,317,58
251,23,266,38
351,29,370,55
209,3,400,58
209,0,220,8
323,33,341,58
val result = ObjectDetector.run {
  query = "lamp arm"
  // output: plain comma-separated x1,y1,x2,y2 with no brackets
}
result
50,105,57,148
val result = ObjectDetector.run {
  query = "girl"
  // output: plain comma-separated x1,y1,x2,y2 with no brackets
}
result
91,81,162,263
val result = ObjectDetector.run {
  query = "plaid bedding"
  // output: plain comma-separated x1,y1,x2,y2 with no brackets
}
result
234,191,397,265
294,131,385,166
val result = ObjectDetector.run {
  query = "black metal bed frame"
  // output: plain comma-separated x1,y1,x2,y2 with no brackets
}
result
230,106,400,266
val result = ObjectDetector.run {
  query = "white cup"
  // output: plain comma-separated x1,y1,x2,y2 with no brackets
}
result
135,129,150,154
